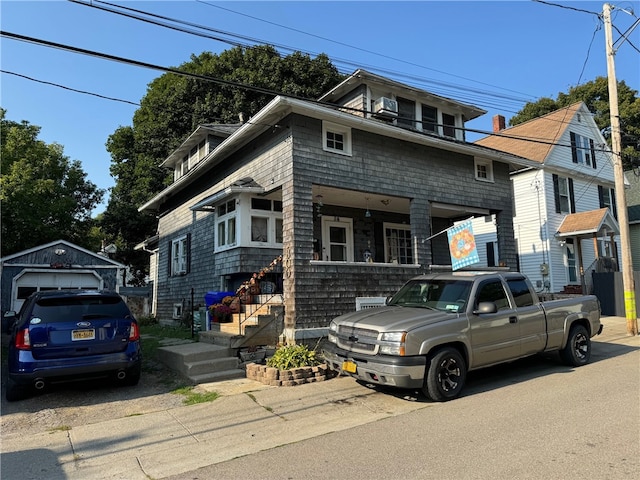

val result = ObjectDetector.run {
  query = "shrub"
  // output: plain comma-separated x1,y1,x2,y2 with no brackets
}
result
137,315,158,327
266,344,320,370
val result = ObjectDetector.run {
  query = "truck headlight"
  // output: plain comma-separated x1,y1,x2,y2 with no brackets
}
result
379,331,407,356
327,321,338,343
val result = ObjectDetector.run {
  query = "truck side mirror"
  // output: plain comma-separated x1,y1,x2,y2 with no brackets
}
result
474,302,497,314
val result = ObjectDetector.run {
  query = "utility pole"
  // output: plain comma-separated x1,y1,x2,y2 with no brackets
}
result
603,3,638,335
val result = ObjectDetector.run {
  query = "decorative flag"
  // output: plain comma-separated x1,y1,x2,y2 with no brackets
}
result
447,221,479,270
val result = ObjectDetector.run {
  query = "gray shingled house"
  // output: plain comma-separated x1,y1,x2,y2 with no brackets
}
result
138,69,539,344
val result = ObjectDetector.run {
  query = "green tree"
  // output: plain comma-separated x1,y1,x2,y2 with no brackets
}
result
509,77,640,169
102,45,345,279
0,109,104,257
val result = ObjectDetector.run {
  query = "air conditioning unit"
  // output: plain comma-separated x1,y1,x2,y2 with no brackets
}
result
373,97,398,118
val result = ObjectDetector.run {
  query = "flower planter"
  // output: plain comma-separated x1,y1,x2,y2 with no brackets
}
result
245,363,337,386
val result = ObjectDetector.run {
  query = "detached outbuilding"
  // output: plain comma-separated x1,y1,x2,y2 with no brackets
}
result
1,239,126,317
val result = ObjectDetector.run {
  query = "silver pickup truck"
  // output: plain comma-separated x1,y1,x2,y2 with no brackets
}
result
323,271,602,402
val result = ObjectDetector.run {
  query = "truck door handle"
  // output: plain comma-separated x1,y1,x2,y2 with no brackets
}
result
509,316,518,323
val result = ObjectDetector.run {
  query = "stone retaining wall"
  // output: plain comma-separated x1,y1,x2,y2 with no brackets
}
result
245,363,336,386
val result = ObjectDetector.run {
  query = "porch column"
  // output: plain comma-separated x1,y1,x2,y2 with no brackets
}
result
592,233,599,259
610,233,618,265
495,210,517,269
281,179,315,345
576,237,585,293
410,197,430,269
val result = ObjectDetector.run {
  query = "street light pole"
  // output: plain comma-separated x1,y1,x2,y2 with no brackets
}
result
603,3,638,335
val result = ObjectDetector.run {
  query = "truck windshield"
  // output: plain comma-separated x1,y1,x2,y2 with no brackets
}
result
388,279,472,313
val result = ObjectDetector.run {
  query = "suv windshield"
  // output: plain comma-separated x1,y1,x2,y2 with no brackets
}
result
32,296,131,323
388,279,472,312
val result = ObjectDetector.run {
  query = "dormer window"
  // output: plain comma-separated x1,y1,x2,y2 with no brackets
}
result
397,97,416,129
442,114,456,138
421,105,438,133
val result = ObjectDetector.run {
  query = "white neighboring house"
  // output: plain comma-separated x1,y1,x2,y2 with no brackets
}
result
474,102,621,294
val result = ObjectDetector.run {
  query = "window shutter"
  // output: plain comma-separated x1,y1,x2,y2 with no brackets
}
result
570,132,578,163
611,189,617,218
568,178,576,213
486,242,496,267
168,240,173,277
186,233,192,274
553,174,561,213
598,185,604,208
590,139,597,169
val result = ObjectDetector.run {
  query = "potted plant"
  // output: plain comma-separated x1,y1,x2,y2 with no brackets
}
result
209,303,232,323
222,295,241,313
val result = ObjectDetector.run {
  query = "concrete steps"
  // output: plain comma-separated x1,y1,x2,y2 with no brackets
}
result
157,342,244,385
157,295,284,385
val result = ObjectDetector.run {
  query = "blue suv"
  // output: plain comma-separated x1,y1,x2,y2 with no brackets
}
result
5,290,142,401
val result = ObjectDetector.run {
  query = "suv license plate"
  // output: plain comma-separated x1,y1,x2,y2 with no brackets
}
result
72,329,95,341
342,361,357,373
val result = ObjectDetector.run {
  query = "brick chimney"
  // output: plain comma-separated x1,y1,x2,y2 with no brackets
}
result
493,114,506,132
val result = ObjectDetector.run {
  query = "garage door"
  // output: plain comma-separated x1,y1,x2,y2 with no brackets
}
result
12,270,102,312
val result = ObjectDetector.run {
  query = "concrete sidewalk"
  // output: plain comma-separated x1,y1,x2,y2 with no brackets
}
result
1,316,637,480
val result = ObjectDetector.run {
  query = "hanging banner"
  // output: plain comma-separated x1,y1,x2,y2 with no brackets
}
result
447,221,479,270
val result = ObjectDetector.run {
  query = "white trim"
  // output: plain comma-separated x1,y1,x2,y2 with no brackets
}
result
321,217,354,262
1,239,125,267
474,158,495,182
171,235,188,275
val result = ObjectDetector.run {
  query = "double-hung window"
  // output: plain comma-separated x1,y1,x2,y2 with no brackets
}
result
384,223,413,264
421,104,438,133
216,199,237,250
397,97,416,129
598,185,617,217
570,132,597,168
442,113,456,138
171,235,189,275
552,174,575,214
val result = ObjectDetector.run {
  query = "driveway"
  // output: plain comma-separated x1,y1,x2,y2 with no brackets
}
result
1,333,193,436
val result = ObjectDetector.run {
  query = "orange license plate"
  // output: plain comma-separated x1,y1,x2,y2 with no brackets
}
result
342,361,357,373
72,329,95,341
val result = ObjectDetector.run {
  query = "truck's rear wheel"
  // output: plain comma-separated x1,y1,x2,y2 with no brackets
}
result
423,347,466,402
560,324,591,366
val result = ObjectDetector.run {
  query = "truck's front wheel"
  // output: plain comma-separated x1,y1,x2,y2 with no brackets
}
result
423,347,466,402
560,324,591,366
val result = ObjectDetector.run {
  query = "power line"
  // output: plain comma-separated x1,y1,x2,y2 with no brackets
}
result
0,69,140,106
69,0,536,114
1,30,619,160
195,0,535,101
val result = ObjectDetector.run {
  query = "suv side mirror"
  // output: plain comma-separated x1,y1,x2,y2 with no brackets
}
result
2,311,17,333
474,301,498,314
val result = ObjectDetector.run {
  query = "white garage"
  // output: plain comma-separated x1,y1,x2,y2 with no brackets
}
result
11,269,104,312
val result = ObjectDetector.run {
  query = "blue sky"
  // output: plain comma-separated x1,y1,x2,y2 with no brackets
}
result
2,1,639,214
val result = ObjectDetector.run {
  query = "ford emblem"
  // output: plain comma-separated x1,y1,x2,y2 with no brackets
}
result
77,321,92,327
30,317,42,325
